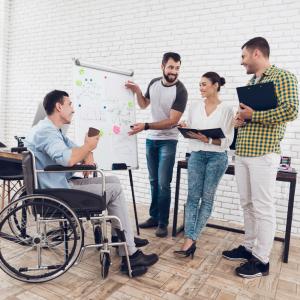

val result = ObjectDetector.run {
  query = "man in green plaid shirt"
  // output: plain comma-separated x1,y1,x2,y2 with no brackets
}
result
222,37,299,278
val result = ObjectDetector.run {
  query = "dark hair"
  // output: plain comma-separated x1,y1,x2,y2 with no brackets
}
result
242,37,270,58
162,52,181,65
202,72,225,92
43,90,69,115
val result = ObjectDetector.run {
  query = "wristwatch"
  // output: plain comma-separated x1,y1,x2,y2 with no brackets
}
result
208,138,213,144
144,123,150,130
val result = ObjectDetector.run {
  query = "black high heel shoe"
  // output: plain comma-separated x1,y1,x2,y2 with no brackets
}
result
173,242,196,259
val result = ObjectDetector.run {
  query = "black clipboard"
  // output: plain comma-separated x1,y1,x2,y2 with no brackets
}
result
0,141,7,148
178,127,225,139
236,82,277,111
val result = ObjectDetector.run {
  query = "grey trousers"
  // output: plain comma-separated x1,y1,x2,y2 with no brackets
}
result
69,176,137,256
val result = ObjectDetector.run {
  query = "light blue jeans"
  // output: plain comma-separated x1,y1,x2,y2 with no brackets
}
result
146,139,178,226
185,150,228,241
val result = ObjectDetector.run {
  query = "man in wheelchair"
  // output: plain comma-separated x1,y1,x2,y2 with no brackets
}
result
24,90,159,277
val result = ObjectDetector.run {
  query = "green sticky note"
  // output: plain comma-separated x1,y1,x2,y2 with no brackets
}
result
99,129,104,137
128,101,134,108
79,68,85,75
75,80,82,86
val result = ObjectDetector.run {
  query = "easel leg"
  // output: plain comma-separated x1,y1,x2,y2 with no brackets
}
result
128,170,140,235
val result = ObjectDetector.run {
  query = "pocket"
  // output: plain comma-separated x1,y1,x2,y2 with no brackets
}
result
262,153,280,167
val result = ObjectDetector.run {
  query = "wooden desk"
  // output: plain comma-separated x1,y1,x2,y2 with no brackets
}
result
0,150,22,163
172,160,297,263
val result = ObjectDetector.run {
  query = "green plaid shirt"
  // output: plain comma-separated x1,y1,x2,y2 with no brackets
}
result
236,65,299,157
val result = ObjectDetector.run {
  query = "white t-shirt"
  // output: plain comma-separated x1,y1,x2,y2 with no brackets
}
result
187,101,235,153
145,77,188,140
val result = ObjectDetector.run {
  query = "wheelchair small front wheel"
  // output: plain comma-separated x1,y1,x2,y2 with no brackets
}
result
100,252,111,279
94,225,102,245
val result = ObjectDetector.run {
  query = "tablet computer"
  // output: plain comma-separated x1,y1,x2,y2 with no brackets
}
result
178,127,225,139
236,82,277,111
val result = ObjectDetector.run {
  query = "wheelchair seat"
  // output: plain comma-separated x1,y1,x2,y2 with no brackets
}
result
35,188,106,217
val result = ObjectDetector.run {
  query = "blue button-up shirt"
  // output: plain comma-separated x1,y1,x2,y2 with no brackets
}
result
25,118,77,189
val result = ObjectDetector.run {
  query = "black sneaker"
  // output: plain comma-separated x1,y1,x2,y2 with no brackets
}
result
235,256,269,278
222,245,252,261
139,217,159,229
121,249,159,269
155,225,168,237
134,236,149,247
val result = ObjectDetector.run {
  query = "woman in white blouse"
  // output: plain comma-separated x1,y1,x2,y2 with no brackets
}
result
174,72,234,258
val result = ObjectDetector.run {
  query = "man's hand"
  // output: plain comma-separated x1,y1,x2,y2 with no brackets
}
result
178,120,187,128
128,123,146,136
84,134,99,151
239,103,254,120
69,134,99,167
125,80,142,95
187,131,209,143
233,112,245,128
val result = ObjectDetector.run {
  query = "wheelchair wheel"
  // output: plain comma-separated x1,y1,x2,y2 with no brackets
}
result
10,185,26,202
7,186,27,238
94,225,102,248
100,252,111,279
0,195,83,283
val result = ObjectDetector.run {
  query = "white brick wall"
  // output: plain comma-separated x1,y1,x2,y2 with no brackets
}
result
1,0,300,234
0,0,9,141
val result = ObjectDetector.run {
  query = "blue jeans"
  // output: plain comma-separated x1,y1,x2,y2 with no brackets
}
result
146,139,178,226
185,150,228,241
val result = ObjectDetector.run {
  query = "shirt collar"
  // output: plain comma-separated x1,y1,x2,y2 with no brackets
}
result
250,65,276,84
262,64,276,76
44,117,63,131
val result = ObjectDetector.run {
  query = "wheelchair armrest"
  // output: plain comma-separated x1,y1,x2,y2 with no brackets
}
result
44,164,97,172
42,164,106,195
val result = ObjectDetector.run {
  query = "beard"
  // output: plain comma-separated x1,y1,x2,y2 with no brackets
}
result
163,71,178,83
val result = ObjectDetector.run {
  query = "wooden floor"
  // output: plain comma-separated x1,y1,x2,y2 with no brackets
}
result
0,204,300,300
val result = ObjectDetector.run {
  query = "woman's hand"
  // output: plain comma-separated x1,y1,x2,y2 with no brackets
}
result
187,131,209,143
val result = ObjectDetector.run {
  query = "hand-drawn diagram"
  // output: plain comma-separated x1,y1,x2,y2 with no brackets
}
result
73,64,138,170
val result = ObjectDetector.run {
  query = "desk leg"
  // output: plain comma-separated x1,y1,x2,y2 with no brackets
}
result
283,180,296,263
172,163,182,237
128,170,140,236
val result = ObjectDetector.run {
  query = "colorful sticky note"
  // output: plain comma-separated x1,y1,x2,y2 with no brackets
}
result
113,125,121,135
99,129,104,137
128,101,134,108
79,68,85,75
75,80,82,86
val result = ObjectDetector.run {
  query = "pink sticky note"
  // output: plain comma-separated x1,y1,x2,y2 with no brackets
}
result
113,125,121,134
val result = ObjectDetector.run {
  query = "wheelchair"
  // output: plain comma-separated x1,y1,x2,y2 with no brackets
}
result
0,149,135,283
